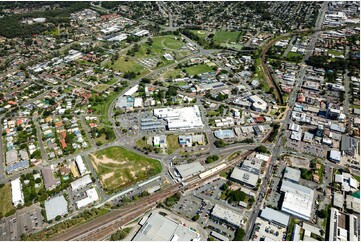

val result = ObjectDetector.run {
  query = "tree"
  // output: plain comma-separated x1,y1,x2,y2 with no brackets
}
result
205,155,219,164
220,183,229,191
110,229,128,241
233,227,245,241
255,145,269,154
55,215,61,221
214,140,226,148
35,178,42,183
317,209,328,219
192,214,200,221
166,86,178,97
228,190,246,203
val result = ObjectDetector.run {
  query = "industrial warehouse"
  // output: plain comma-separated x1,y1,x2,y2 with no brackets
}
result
132,212,200,241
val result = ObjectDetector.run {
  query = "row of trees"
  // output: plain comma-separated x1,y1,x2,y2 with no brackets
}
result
205,155,219,164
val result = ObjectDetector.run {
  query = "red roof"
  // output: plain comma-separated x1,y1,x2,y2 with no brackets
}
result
60,131,66,139
55,121,63,127
255,116,265,123
89,123,97,128
60,139,67,149
16,119,23,125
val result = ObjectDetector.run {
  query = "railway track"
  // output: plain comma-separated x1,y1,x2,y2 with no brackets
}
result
66,24,349,242
50,150,253,241
261,36,288,106
51,132,273,241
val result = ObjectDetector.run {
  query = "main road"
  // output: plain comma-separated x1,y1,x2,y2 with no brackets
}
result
245,2,329,240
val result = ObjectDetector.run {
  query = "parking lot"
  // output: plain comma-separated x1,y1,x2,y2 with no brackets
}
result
172,193,237,240
172,195,204,220
252,217,286,241
285,137,327,158
265,176,282,209
116,111,142,133
195,178,225,201
206,217,236,240
0,204,44,241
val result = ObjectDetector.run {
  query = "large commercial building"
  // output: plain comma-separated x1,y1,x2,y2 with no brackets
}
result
132,212,200,241
248,95,268,112
260,207,290,228
230,167,258,188
153,105,204,130
214,129,236,139
175,162,205,178
70,174,92,191
6,150,18,165
280,180,314,221
211,204,243,227
76,188,99,209
334,172,359,192
44,195,68,221
329,150,341,163
340,135,358,156
283,167,301,183
328,207,359,241
230,158,262,188
11,178,24,206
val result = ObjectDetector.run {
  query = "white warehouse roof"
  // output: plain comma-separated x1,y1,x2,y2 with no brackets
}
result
45,195,68,221
70,174,92,191
76,188,99,209
249,95,267,112
175,162,205,178
11,178,24,207
133,212,199,241
230,167,258,187
280,180,314,221
154,105,204,130
211,204,243,226
124,84,139,96
261,207,290,227
75,155,88,176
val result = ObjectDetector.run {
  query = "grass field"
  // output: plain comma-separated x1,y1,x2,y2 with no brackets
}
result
190,30,209,39
106,78,118,85
328,49,344,56
286,51,303,58
109,57,146,75
162,69,182,79
91,92,119,126
0,184,14,217
183,64,214,75
176,81,188,86
92,84,109,92
213,31,241,44
135,138,152,150
136,35,184,59
167,135,180,154
90,146,161,194
220,43,243,50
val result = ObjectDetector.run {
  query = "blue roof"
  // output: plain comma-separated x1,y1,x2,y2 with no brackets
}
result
7,160,29,173
214,129,235,139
